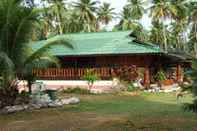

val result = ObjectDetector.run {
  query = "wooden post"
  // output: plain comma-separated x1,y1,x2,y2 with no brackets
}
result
176,64,182,82
144,66,150,88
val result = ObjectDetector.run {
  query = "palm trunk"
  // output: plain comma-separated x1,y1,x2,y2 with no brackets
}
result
194,43,197,58
58,23,63,34
163,25,167,52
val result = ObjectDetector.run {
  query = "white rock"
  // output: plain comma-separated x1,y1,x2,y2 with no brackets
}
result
5,105,25,113
61,97,80,105
31,82,46,94
31,94,52,105
90,89,103,94
48,102,62,107
28,103,42,110
61,99,70,105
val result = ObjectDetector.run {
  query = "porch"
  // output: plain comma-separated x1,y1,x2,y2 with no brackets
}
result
32,64,183,88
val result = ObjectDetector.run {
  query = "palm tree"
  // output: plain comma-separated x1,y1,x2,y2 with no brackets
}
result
63,9,84,33
116,7,141,31
183,59,197,113
0,0,71,93
150,0,177,51
126,0,145,20
149,21,164,45
170,0,188,52
73,0,99,32
45,0,67,34
97,2,115,28
188,1,197,58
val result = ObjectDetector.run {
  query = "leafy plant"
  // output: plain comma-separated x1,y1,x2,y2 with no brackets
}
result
82,69,100,89
0,0,72,108
182,59,197,113
0,80,19,109
127,83,137,92
155,70,167,81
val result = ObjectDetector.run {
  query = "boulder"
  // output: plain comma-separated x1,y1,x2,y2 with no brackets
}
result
31,94,52,105
61,97,80,105
2,105,27,114
90,89,103,94
31,82,46,94
28,103,42,110
48,101,62,107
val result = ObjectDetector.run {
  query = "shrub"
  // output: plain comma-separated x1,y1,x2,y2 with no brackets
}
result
82,69,100,89
127,83,138,92
0,81,19,109
112,65,139,82
62,87,91,95
182,59,197,113
155,70,167,81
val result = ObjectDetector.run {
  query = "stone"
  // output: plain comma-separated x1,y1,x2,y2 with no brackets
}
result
28,103,42,110
31,94,52,105
2,105,26,114
61,97,80,105
90,89,103,94
48,101,62,107
31,82,46,94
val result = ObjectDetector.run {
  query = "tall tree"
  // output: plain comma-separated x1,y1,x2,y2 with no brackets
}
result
149,21,165,46
188,1,197,58
150,0,177,51
126,0,145,20
63,9,84,33
170,0,188,52
0,0,71,92
97,2,115,27
116,7,141,31
45,0,67,34
73,0,99,32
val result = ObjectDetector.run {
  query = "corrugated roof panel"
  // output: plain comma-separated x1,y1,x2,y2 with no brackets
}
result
31,31,162,56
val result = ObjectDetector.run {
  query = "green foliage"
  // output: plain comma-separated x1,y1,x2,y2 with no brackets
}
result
183,59,197,113
82,69,100,88
127,83,138,92
183,99,197,113
97,2,115,25
155,70,167,81
0,80,19,109
73,0,99,32
0,0,72,97
62,87,91,95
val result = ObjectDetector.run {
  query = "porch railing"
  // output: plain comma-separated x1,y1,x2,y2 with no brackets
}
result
32,67,112,80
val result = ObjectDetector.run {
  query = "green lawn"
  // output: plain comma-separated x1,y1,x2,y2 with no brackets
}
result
0,92,197,131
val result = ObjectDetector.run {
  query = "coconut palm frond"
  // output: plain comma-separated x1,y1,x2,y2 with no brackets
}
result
0,52,14,74
24,37,72,66
25,55,60,72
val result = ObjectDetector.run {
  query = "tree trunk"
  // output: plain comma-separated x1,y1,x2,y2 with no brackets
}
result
194,43,197,58
163,25,168,52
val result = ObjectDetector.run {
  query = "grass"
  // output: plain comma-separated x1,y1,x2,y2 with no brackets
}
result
0,92,197,131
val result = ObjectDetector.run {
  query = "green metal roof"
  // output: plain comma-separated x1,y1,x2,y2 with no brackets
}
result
31,31,162,56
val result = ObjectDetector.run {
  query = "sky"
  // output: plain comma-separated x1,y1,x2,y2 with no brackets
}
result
35,0,152,30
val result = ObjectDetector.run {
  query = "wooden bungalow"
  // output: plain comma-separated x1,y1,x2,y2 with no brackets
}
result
31,31,190,88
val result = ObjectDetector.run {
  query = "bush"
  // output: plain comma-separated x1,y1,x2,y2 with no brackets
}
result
127,83,138,92
112,65,138,82
62,87,91,95
82,69,100,89
182,59,197,113
0,81,19,109
155,70,166,81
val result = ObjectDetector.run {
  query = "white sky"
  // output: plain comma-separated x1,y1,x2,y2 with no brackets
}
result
35,0,152,30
